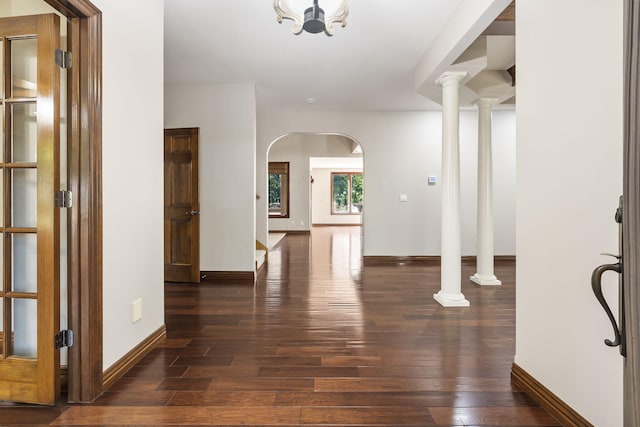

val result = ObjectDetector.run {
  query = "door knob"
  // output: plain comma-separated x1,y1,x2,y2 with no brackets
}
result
185,210,199,216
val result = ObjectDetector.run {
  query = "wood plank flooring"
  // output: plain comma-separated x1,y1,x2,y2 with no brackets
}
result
1,226,560,426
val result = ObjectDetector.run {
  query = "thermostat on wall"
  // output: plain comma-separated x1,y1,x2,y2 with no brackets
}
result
428,176,437,185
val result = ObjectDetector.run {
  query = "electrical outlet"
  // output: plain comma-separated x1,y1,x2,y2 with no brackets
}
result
132,298,142,323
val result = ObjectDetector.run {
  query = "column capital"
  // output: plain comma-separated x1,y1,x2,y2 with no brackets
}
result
435,71,467,86
474,97,499,108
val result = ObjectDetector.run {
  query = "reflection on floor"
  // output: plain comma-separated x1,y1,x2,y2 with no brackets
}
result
268,232,286,249
0,226,558,426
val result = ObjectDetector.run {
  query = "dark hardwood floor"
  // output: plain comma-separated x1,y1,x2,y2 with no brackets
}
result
0,226,560,426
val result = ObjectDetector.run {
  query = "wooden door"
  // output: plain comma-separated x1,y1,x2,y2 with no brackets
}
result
0,14,61,405
164,128,200,283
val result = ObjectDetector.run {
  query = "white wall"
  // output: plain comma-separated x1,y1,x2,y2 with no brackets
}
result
311,168,363,225
257,109,516,257
492,112,516,254
268,134,361,231
94,0,166,370
516,1,623,425
165,83,256,272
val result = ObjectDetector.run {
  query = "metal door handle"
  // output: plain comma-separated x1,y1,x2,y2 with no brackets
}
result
185,210,199,216
591,196,625,356
591,259,623,348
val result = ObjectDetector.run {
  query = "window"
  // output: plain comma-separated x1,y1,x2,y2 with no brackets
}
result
331,172,363,214
269,162,289,218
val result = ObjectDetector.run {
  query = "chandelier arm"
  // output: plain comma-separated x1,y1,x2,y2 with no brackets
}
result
274,0,304,34
324,0,348,36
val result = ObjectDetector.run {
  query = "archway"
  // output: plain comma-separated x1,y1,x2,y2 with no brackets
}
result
261,133,365,258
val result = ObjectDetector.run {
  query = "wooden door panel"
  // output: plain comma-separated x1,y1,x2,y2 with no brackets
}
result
164,128,200,283
170,218,192,262
166,136,194,205
0,358,38,402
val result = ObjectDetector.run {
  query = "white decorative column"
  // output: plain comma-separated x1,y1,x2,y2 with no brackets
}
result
471,98,502,286
434,72,469,307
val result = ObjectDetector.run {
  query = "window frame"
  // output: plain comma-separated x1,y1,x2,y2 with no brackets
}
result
330,172,363,215
268,161,290,218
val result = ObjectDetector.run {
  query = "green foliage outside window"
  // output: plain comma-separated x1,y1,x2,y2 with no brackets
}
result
269,173,282,208
268,162,289,217
332,173,363,214
333,174,349,213
351,174,363,213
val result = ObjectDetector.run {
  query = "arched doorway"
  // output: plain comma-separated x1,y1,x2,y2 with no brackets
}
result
263,133,365,257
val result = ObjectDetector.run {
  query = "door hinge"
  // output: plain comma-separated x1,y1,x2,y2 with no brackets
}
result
55,330,73,349
55,190,72,208
55,49,72,69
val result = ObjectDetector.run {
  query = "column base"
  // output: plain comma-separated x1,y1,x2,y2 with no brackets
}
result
433,291,470,307
470,273,502,286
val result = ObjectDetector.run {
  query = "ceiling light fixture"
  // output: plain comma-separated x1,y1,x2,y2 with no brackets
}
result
274,0,348,36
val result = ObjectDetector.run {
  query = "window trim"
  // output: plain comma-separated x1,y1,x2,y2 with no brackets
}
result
330,172,363,215
268,161,290,219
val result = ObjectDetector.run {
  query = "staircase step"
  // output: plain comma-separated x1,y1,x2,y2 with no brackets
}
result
255,249,267,270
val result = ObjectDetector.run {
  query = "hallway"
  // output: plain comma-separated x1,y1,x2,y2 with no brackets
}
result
2,227,558,426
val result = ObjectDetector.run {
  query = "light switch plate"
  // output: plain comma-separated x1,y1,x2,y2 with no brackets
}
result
399,194,408,202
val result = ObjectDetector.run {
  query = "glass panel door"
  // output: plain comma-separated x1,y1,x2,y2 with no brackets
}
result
0,13,60,405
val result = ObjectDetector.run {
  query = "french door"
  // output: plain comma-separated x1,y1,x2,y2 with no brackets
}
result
0,14,61,405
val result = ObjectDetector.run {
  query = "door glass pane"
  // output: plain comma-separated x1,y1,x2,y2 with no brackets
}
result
0,39,4,98
0,234,3,292
0,297,3,357
11,298,36,358
0,107,4,163
0,172,4,227
12,169,36,228
11,38,37,99
12,234,36,293
11,103,37,163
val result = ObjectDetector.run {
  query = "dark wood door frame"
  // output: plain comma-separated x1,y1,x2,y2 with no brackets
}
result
43,0,103,403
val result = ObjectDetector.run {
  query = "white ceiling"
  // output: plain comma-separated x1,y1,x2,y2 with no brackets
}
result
164,0,467,111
